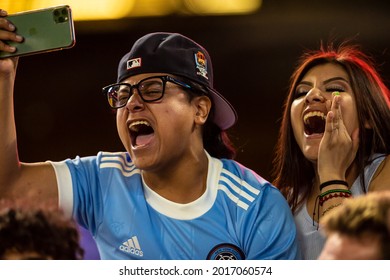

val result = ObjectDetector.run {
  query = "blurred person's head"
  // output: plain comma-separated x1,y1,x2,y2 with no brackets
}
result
0,201,84,260
318,191,390,260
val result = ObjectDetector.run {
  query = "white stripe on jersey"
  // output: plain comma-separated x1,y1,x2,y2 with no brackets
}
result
100,162,140,177
219,169,261,211
220,175,256,202
101,153,133,168
221,169,261,196
218,184,250,210
99,153,140,177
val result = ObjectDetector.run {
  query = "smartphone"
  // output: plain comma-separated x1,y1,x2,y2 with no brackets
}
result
0,5,76,58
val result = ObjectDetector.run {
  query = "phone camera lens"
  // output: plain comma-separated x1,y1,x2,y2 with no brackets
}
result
53,8,69,23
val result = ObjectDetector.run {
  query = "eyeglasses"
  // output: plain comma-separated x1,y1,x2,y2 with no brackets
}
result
102,75,193,109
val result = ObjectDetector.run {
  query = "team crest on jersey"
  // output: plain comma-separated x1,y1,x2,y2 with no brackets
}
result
207,243,245,260
194,51,209,80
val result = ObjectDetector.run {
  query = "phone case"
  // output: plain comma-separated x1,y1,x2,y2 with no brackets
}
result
0,5,76,58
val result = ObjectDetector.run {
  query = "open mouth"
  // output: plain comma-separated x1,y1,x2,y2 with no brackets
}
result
129,120,155,147
303,111,326,135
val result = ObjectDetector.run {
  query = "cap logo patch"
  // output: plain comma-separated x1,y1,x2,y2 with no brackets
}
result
194,51,208,80
127,58,142,70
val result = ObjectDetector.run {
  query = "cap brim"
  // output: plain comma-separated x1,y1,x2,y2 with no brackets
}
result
208,88,237,130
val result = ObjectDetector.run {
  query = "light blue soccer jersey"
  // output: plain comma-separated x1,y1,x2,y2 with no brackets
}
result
51,151,299,260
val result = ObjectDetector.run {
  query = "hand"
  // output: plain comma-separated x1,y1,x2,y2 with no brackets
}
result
0,9,23,53
0,9,22,75
318,94,359,181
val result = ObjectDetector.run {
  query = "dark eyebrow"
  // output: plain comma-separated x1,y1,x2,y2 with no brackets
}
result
297,81,312,87
323,77,350,84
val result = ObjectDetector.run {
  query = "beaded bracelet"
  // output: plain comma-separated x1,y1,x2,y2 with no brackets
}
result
320,180,349,191
320,180,348,191
319,190,352,206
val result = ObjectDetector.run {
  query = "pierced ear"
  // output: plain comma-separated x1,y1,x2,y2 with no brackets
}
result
194,96,211,125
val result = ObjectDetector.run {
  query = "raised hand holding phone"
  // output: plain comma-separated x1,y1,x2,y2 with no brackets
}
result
0,5,75,58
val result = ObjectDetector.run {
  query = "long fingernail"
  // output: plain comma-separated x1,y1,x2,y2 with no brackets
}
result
332,91,340,96
8,23,15,31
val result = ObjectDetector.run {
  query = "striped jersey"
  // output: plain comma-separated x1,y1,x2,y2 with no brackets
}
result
51,151,299,260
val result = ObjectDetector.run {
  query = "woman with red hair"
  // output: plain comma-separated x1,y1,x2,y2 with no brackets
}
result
272,41,390,259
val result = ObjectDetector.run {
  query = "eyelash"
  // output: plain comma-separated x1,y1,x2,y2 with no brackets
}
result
325,86,345,93
294,87,345,99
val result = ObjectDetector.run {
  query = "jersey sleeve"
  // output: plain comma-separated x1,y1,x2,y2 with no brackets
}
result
50,154,104,236
221,159,300,260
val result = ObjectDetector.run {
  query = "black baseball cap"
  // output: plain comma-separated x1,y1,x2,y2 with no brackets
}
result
117,32,237,130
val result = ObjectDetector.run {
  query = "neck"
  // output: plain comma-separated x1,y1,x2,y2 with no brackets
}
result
142,150,209,203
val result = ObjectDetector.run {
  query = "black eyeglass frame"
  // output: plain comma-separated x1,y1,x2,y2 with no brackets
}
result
102,75,195,109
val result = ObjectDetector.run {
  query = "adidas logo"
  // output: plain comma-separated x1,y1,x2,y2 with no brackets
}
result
119,236,144,257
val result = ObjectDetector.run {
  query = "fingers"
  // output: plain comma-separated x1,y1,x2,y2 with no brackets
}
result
324,109,335,134
322,93,349,149
323,95,340,134
331,94,342,131
0,10,24,54
326,93,344,133
0,9,7,17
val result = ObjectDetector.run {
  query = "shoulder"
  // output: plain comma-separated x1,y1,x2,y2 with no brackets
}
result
219,158,286,205
51,152,138,179
219,158,271,191
98,151,132,163
370,154,390,192
63,151,133,169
